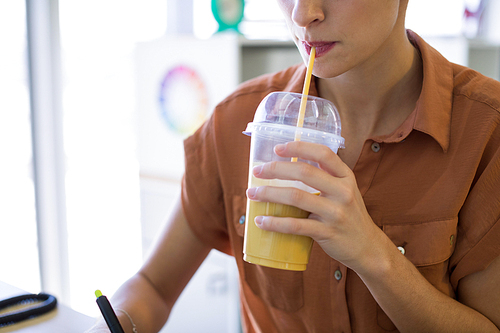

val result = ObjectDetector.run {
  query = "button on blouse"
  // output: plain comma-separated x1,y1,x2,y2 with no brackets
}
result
371,142,381,152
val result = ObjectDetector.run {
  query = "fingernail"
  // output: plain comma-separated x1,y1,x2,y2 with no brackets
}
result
274,144,285,153
253,164,263,175
255,216,263,226
247,187,256,198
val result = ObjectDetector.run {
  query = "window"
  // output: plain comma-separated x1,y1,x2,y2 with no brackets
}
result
58,0,166,316
0,1,40,293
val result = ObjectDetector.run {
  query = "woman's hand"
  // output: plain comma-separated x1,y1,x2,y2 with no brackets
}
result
246,141,390,274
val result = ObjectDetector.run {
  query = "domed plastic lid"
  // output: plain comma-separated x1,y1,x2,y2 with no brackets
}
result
244,92,345,149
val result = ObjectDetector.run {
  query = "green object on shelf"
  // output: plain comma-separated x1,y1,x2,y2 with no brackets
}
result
211,0,245,33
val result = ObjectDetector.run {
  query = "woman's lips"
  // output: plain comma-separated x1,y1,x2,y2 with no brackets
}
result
302,41,336,57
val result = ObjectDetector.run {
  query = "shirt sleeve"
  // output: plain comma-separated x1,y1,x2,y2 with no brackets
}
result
449,127,500,289
181,113,232,255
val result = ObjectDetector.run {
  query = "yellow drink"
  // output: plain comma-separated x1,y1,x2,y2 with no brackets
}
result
243,173,317,271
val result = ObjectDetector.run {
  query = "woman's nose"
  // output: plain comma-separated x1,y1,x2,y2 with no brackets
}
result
291,0,325,28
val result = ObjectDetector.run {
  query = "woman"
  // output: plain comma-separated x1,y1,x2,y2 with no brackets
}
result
88,0,500,332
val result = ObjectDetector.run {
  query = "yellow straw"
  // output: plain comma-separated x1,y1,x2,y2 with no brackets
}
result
292,47,316,162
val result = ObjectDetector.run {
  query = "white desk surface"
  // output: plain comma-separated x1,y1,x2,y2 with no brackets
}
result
0,281,97,332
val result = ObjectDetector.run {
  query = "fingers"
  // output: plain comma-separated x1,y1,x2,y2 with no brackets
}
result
247,187,325,238
252,161,329,194
274,141,350,178
247,185,320,215
249,141,355,208
247,184,344,225
251,158,344,199
254,214,323,239
245,141,356,241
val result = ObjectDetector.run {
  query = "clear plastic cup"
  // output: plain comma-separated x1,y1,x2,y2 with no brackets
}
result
243,92,344,271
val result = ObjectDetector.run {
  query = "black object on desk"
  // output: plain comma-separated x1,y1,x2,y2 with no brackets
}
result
0,293,57,327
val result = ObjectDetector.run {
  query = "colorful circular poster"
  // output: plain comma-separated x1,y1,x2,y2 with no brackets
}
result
158,65,209,135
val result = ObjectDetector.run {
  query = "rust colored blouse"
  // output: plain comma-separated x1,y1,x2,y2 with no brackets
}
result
181,31,500,332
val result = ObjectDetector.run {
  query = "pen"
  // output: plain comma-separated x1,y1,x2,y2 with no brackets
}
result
95,290,125,333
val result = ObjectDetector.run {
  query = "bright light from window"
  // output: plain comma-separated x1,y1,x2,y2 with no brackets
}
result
194,0,218,39
406,0,467,36
58,0,166,316
0,1,40,293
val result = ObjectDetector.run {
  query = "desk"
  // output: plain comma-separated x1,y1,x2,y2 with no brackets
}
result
0,281,96,332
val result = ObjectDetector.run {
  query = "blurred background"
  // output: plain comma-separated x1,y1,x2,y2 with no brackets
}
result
1,0,499,332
